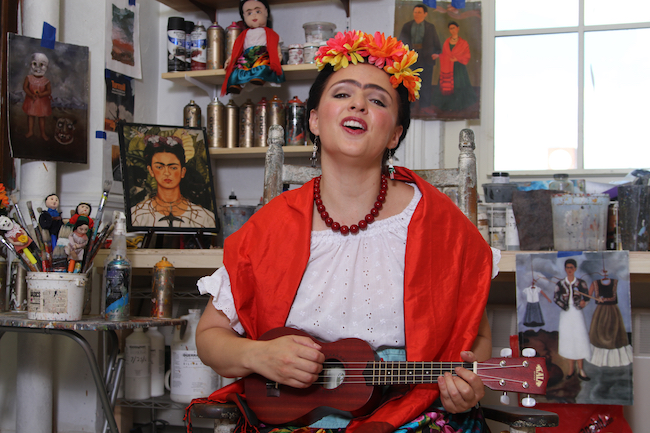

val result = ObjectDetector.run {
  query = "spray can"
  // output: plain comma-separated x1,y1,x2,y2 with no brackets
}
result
184,100,201,127
225,99,239,148
151,257,174,319
207,22,224,70
184,20,194,71
269,95,285,132
191,21,207,70
167,17,186,72
207,97,225,148
285,96,306,146
225,22,242,65
254,97,269,147
239,99,255,148
104,255,132,321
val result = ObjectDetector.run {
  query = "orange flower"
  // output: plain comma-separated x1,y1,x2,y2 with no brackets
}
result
0,184,9,209
367,32,406,69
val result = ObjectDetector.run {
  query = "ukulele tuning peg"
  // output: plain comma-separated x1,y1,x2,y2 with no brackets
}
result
499,392,510,405
522,348,536,357
521,396,537,407
500,348,513,358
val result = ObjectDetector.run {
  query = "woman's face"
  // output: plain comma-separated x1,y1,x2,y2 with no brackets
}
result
448,24,459,37
148,152,186,191
309,63,403,166
242,1,268,29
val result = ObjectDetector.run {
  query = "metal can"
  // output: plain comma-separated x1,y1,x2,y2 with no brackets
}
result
207,97,225,148
254,97,269,147
104,255,132,321
184,100,201,127
239,99,255,148
225,22,242,65
285,96,306,146
225,99,239,148
303,44,319,64
191,21,207,70
184,20,194,71
269,95,285,132
207,22,225,70
167,17,186,72
287,44,303,65
151,257,174,318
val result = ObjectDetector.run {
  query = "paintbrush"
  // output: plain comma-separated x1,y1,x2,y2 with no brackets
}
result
0,235,39,272
82,222,114,273
94,179,113,235
25,200,45,252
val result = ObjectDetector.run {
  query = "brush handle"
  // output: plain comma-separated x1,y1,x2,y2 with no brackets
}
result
25,202,45,252
93,192,109,235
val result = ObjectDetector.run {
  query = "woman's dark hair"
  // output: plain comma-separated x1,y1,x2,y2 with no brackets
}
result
143,136,186,168
306,64,411,149
448,21,459,28
239,0,272,29
73,215,90,231
75,202,92,217
565,258,578,268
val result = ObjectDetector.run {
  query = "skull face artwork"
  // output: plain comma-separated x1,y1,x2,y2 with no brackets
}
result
54,117,76,145
0,216,14,231
30,53,49,77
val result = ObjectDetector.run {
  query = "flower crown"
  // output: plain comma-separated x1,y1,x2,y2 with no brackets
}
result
314,30,422,102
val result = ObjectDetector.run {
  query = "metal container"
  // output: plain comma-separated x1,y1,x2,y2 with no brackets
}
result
10,260,27,311
207,97,225,148
184,20,194,71
225,22,242,65
254,97,269,147
285,95,306,146
191,21,207,70
151,256,174,318
167,17,186,72
225,99,239,148
184,99,201,127
239,99,255,148
207,22,225,70
303,44,319,64
287,44,303,65
268,95,285,131
104,255,132,321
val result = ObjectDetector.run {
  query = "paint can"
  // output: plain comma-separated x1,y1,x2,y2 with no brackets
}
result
285,96,306,146
239,99,255,148
10,261,27,311
184,100,201,127
255,97,269,147
184,20,194,71
225,99,239,148
104,255,132,321
191,21,207,70
268,95,285,132
26,272,87,321
207,97,225,148
151,257,174,319
167,17,186,72
225,22,242,65
207,22,224,70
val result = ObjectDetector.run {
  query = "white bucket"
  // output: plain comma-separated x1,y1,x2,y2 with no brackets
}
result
27,272,88,321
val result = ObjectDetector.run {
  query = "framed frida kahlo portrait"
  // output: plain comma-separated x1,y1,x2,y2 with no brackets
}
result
118,123,219,233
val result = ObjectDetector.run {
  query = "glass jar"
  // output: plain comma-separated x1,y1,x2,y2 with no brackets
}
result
549,173,573,192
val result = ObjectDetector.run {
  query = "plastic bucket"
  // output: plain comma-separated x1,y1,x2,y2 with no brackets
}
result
27,272,87,321
222,205,256,240
551,194,609,251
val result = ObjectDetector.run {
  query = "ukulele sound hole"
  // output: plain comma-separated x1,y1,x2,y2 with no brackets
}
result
321,360,345,390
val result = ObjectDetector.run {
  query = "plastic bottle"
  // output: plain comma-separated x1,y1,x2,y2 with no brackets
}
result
148,327,166,397
168,309,220,403
191,21,207,70
124,328,151,400
103,212,132,321
226,190,240,207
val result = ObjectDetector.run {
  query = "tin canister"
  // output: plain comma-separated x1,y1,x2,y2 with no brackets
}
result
207,97,225,148
239,99,255,148
269,95,285,131
151,257,174,318
225,22,242,64
191,21,207,70
167,17,186,72
303,44,319,64
184,100,201,127
104,255,132,321
207,22,225,70
285,96,306,146
288,44,303,65
254,97,269,147
225,99,239,148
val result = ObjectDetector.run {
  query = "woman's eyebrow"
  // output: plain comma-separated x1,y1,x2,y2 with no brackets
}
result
331,79,393,99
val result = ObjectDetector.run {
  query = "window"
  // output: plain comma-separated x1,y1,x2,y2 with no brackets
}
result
492,0,650,173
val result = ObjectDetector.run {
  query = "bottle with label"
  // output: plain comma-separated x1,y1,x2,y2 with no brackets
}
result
191,21,207,70
148,327,166,397
124,328,151,400
226,190,239,207
103,212,132,321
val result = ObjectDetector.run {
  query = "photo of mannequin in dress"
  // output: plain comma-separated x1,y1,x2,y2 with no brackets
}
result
22,52,52,141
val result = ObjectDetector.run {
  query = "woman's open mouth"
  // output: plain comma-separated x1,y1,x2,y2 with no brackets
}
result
342,118,367,134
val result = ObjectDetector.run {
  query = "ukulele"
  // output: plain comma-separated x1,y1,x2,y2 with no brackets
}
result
244,327,548,426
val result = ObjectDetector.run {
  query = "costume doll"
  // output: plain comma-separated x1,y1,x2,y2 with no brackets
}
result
68,202,94,229
64,216,90,261
22,52,52,141
220,0,284,96
39,193,64,247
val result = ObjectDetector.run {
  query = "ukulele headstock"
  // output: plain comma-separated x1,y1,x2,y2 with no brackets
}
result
479,355,548,396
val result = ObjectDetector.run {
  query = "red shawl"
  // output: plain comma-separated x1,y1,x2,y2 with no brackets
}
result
198,167,492,433
439,37,471,96
220,27,282,96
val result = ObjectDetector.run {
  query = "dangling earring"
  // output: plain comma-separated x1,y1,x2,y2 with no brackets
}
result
387,149,396,180
311,136,320,167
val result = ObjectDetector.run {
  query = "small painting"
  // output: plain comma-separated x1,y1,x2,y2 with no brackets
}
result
7,34,89,163
105,0,142,79
118,123,219,233
516,251,633,405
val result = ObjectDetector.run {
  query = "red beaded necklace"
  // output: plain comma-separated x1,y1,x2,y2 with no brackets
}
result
313,175,387,235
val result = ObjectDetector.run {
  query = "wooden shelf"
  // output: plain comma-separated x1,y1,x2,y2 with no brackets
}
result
156,0,350,18
162,63,319,87
498,251,650,275
94,248,223,276
209,145,311,159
